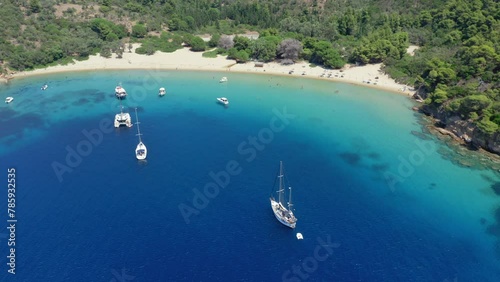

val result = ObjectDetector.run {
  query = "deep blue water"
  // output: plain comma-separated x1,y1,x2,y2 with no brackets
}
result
1,70,500,281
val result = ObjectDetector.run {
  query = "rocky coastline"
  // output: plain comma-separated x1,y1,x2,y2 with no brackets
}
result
412,103,500,172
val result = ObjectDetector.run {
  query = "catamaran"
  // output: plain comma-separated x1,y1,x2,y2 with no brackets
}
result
134,108,147,160
270,161,297,228
114,105,133,128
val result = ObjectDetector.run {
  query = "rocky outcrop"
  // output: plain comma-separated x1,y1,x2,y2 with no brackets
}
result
420,104,500,155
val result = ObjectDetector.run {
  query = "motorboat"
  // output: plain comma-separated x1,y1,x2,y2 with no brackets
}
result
114,106,133,128
217,97,229,105
115,85,127,99
5,97,14,103
41,84,48,90
219,77,228,83
159,87,166,96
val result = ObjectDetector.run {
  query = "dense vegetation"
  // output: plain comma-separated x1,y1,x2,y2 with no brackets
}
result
0,0,499,139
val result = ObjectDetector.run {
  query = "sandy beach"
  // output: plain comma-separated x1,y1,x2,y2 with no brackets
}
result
2,44,415,96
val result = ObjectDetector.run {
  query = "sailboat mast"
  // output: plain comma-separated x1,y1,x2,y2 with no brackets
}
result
278,161,284,204
134,108,142,142
288,186,293,210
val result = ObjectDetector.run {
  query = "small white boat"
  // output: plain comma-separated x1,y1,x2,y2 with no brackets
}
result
115,85,127,99
134,108,147,160
219,77,228,83
296,233,303,240
136,141,147,160
217,97,229,105
114,106,133,128
159,87,166,96
5,97,14,103
41,84,48,90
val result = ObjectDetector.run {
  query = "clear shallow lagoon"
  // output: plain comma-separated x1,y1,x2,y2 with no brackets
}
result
1,70,499,281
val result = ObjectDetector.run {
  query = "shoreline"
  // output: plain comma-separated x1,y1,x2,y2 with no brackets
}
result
4,46,500,161
2,45,416,97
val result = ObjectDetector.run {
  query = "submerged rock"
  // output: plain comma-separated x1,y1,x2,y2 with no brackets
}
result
411,130,431,140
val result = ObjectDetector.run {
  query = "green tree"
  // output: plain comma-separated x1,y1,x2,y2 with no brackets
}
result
228,48,249,63
423,58,457,88
419,11,433,27
100,47,112,58
124,2,145,13
30,0,41,14
132,24,147,38
337,9,358,36
426,83,449,105
233,36,251,52
455,95,493,117
458,39,500,80
90,19,126,41
208,33,221,48
190,37,206,52
136,42,155,55
477,117,499,135
168,17,189,31
235,50,250,62
207,8,220,24
251,38,277,62
310,41,344,68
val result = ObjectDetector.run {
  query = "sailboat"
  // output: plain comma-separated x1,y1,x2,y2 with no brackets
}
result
134,108,147,160
270,161,297,228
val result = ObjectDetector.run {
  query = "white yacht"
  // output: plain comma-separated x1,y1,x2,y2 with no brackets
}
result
115,85,127,99
134,108,147,160
159,87,166,96
270,161,297,229
114,106,133,128
219,77,228,83
5,97,14,103
217,97,229,105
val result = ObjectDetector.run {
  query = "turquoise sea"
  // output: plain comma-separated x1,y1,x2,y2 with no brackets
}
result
1,69,499,281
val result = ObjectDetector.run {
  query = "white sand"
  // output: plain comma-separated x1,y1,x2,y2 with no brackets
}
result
2,44,415,95
231,60,414,95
